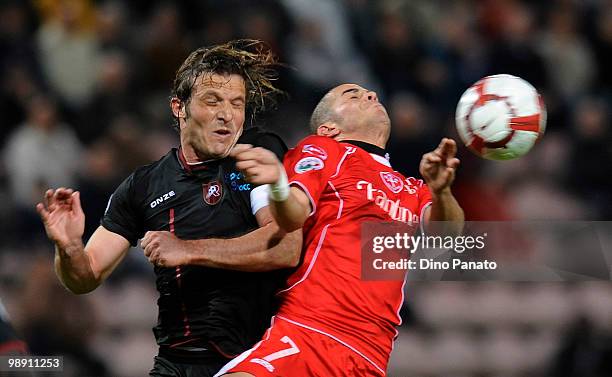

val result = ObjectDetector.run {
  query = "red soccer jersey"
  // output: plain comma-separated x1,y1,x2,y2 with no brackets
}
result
276,135,432,373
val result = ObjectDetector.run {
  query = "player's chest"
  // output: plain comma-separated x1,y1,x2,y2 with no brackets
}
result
328,165,422,224
139,170,256,237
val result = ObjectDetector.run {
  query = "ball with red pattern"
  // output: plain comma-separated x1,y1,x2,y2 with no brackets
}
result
455,74,546,160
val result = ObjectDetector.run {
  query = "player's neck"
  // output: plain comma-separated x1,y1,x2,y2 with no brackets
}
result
180,144,211,165
337,133,386,150
180,145,198,164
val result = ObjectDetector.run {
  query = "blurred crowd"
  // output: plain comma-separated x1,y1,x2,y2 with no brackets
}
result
0,0,611,376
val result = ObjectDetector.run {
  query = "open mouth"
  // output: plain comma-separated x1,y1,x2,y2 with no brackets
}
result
214,129,231,136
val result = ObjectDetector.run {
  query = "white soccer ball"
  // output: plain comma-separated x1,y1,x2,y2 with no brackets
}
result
455,74,546,160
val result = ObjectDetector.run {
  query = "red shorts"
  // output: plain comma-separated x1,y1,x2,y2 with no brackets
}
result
215,316,385,377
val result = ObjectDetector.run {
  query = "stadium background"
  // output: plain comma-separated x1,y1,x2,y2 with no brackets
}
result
0,0,611,376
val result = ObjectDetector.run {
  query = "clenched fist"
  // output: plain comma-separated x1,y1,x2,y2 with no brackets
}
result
141,231,189,267
230,144,283,185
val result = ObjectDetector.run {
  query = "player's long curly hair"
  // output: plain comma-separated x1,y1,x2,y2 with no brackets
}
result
171,39,283,131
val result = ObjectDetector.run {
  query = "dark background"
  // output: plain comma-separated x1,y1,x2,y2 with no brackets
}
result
0,1,610,376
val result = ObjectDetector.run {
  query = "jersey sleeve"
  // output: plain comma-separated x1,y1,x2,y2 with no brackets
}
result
100,173,143,246
417,182,433,221
283,135,345,215
253,131,288,161
248,130,289,215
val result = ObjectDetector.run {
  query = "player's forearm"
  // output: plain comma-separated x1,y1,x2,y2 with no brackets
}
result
186,224,301,272
54,241,100,294
270,187,311,232
429,188,464,236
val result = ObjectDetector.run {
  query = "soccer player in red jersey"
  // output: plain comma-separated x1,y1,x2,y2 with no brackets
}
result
219,83,465,376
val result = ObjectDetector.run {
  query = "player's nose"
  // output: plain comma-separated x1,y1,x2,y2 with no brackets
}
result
216,103,233,123
366,91,379,102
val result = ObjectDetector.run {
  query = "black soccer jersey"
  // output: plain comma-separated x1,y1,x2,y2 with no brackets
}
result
101,127,288,357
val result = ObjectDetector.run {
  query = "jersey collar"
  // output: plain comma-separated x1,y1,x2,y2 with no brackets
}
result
176,147,221,175
342,140,391,166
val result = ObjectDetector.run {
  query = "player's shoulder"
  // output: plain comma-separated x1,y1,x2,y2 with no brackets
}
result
292,135,345,157
240,126,288,159
240,127,287,148
124,149,176,188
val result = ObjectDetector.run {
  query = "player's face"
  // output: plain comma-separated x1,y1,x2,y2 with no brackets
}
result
180,73,246,160
330,84,390,137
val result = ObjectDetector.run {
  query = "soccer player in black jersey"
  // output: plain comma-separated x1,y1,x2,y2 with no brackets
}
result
36,40,301,377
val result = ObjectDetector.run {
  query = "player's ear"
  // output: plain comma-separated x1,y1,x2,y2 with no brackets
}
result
317,123,340,138
171,97,186,118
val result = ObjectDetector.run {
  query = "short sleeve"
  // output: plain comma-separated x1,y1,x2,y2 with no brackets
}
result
283,136,345,215
417,182,433,221
100,174,143,246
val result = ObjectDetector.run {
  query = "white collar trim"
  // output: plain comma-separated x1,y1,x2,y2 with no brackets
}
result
371,153,391,167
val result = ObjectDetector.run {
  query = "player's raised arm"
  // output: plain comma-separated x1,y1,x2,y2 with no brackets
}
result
37,188,130,294
420,138,465,235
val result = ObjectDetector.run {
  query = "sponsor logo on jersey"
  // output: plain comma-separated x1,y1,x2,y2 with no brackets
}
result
356,180,419,225
380,172,404,193
294,156,324,174
224,171,252,191
202,181,222,205
302,144,328,160
149,190,176,208
404,177,424,194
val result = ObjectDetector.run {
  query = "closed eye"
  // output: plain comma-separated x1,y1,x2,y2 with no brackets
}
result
231,99,245,108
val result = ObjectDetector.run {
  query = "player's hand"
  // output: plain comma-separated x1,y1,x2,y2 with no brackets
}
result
141,231,189,267
36,188,85,249
419,138,460,195
230,144,283,185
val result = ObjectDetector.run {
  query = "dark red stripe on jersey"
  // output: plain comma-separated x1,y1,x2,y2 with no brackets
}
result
0,340,28,354
510,114,540,132
209,340,239,359
169,337,200,348
169,208,192,338
169,208,175,233
484,130,515,148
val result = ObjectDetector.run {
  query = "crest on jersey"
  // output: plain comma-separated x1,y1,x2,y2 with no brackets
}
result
380,172,404,193
302,144,328,160
294,157,324,174
202,180,222,205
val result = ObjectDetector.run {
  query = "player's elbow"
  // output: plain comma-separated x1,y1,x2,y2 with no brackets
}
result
274,230,302,268
283,247,301,268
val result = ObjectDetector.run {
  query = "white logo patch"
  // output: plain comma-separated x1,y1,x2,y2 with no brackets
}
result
150,190,176,208
380,172,404,194
294,157,324,174
302,144,328,160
